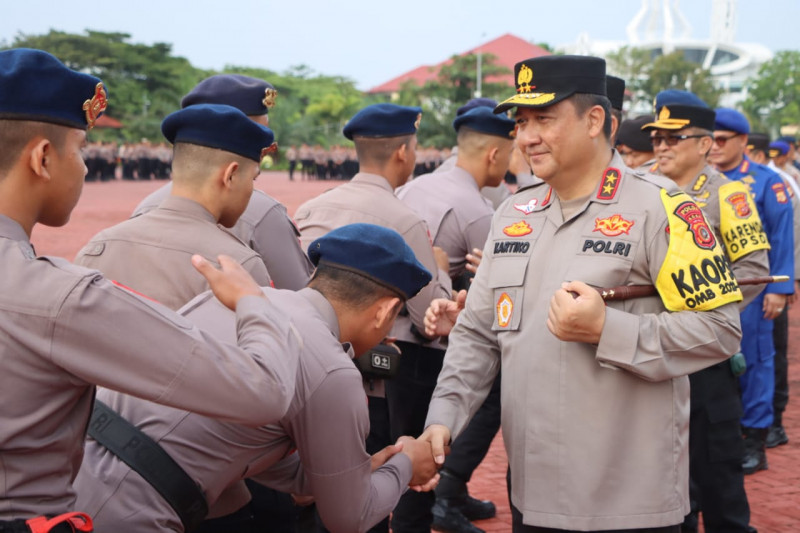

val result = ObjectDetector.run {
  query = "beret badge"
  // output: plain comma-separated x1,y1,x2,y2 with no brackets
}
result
263,88,278,109
414,113,422,130
82,83,108,130
261,142,278,159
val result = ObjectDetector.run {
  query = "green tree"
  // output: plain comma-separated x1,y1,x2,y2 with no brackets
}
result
4,30,206,140
607,47,722,113
393,53,512,147
742,51,800,134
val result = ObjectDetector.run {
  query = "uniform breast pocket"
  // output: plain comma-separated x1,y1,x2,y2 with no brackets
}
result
488,256,528,332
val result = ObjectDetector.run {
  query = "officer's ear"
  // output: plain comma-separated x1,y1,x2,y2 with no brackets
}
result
27,137,54,182
374,296,403,329
586,105,606,139
220,161,240,189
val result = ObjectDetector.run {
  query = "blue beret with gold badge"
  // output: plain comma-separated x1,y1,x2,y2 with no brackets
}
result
161,103,276,163
308,223,432,300
343,104,422,140
769,141,791,158
453,107,516,139
0,48,107,130
181,74,277,115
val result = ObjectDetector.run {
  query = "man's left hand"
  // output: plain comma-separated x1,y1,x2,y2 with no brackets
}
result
547,281,606,344
763,292,788,320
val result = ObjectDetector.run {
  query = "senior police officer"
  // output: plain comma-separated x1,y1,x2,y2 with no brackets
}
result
75,104,273,310
74,224,439,533
709,108,795,474
132,74,314,291
420,55,743,533
0,49,301,533
397,106,515,532
642,90,767,533
295,103,452,533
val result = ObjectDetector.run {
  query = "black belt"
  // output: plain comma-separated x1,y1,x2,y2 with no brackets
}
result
88,401,208,531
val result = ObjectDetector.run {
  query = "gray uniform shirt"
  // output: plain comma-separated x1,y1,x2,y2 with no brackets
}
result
294,173,451,345
133,184,314,290
397,166,493,279
77,196,271,310
425,153,742,531
0,215,300,519
436,149,511,209
74,288,412,533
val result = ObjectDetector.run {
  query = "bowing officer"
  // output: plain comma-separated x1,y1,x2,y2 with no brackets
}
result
74,224,439,533
0,49,300,533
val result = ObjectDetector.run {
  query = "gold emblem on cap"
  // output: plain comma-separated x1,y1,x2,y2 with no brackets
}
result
659,106,671,121
414,113,422,130
82,83,108,130
261,142,278,159
263,88,278,109
517,64,534,94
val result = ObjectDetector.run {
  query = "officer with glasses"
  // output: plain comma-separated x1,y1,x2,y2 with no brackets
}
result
709,108,795,475
643,91,767,533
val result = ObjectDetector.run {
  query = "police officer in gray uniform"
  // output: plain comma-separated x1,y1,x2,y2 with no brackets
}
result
74,224,439,533
76,104,273,310
0,48,301,533
132,74,314,291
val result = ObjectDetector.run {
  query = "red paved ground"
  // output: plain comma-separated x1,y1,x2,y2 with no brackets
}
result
33,172,800,533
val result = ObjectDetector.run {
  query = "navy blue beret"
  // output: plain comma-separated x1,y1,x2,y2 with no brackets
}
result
0,48,107,130
453,107,516,139
456,98,498,117
605,75,626,111
715,108,750,134
308,223,432,300
161,103,276,163
343,104,422,141
181,74,277,115
642,89,715,131
769,141,791,158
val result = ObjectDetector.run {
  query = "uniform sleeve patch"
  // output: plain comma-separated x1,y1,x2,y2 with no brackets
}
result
655,189,742,311
719,181,770,262
772,182,789,204
503,221,533,237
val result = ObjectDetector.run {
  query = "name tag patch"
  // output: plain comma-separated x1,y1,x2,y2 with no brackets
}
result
494,241,531,254
582,239,632,257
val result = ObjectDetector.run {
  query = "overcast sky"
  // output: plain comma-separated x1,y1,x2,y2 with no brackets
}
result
2,0,797,90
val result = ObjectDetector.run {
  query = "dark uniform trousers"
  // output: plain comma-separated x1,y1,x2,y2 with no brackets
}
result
681,361,754,533
441,374,501,485
772,307,789,427
387,341,446,533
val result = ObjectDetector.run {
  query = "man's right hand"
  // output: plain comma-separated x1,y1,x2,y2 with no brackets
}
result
192,254,265,310
417,424,451,466
424,290,467,337
396,436,439,486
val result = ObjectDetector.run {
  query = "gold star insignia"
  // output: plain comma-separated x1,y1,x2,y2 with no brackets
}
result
605,172,618,184
603,183,615,195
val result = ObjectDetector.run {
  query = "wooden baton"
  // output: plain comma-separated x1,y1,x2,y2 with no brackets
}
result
596,275,791,302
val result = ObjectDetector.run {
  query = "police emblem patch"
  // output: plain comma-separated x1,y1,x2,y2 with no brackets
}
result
593,214,634,237
674,200,716,250
496,292,513,328
597,167,621,200
503,221,533,237
725,191,752,219
82,83,108,130
772,183,789,204
517,64,534,93
513,198,538,215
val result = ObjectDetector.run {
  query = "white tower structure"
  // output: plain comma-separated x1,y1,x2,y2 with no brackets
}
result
711,0,737,44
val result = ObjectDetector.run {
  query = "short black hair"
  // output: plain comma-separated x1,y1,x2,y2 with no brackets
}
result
570,93,613,140
308,263,404,310
353,134,413,167
0,119,69,175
